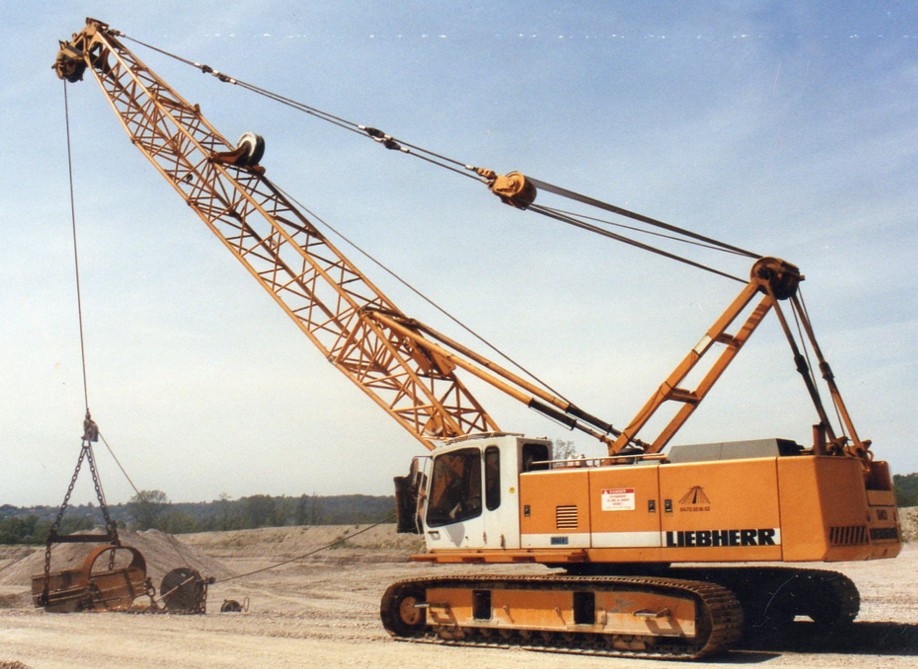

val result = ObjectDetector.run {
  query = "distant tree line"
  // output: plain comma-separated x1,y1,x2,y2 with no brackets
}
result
0,492,395,545
0,514,94,546
894,473,918,508
4,474,914,545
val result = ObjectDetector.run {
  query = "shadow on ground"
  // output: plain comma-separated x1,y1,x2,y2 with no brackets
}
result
740,621,918,656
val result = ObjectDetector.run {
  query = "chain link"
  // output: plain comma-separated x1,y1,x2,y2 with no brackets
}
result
41,411,120,602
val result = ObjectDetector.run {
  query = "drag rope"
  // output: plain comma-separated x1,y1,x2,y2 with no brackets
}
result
213,512,398,584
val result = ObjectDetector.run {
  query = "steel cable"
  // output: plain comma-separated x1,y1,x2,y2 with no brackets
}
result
122,32,759,282
213,512,398,584
64,81,91,412
529,204,747,284
275,185,574,404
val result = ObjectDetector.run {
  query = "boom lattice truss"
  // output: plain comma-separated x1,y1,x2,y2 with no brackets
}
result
55,19,498,449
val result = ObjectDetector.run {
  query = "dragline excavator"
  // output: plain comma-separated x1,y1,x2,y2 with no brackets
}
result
53,18,901,660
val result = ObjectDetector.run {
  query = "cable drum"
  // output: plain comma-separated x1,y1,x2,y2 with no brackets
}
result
160,567,211,613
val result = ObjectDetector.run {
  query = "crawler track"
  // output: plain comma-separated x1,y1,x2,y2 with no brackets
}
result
381,575,743,660
668,567,860,632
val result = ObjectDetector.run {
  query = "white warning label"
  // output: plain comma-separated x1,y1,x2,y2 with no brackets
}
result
601,487,635,511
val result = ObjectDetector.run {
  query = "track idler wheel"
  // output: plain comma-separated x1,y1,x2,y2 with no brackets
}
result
380,582,427,637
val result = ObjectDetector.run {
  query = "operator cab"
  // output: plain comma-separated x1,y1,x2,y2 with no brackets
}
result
395,434,552,551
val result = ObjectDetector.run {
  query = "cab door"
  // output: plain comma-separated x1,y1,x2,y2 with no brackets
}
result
423,446,485,550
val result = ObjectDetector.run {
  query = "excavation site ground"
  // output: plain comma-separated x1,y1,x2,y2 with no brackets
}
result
2,517,916,669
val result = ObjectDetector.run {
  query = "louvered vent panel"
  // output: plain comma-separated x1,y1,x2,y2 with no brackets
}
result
828,525,868,546
556,505,578,530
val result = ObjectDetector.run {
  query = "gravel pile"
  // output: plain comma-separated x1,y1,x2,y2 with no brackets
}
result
0,529,232,592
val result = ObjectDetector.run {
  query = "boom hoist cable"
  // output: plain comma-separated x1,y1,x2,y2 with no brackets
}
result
52,19,616,449
122,30,759,283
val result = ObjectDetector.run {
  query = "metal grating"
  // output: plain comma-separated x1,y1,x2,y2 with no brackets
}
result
828,525,868,546
556,505,579,530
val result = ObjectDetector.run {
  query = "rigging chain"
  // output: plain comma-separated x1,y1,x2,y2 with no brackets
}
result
121,32,761,281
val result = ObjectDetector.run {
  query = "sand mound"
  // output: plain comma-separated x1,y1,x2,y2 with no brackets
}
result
181,523,423,560
0,529,233,590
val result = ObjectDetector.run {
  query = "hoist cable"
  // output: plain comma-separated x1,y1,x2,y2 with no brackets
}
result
276,185,573,404
64,81,91,412
63,80,169,559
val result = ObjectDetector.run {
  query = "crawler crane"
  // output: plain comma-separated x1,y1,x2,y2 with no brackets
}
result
53,18,901,659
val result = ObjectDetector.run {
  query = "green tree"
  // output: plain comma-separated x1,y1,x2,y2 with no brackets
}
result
294,494,310,526
159,510,200,534
894,473,918,507
553,439,579,461
128,489,171,530
241,494,278,529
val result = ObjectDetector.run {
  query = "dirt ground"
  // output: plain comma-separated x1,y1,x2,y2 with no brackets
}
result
1,514,916,669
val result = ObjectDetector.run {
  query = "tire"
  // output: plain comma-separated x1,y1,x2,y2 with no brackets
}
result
380,583,427,637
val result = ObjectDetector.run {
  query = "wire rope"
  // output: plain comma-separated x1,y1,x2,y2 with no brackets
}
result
213,512,397,584
795,289,846,438
276,185,575,404
64,81,91,412
529,204,747,284
64,80,188,563
121,32,757,279
536,205,750,256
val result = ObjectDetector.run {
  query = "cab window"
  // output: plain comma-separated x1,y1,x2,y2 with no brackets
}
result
485,446,501,511
522,442,550,472
426,448,482,527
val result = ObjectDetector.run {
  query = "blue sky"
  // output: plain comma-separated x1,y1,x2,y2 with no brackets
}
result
1,1,915,506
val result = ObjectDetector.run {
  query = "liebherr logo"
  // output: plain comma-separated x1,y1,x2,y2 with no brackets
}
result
666,528,778,548
679,486,710,512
